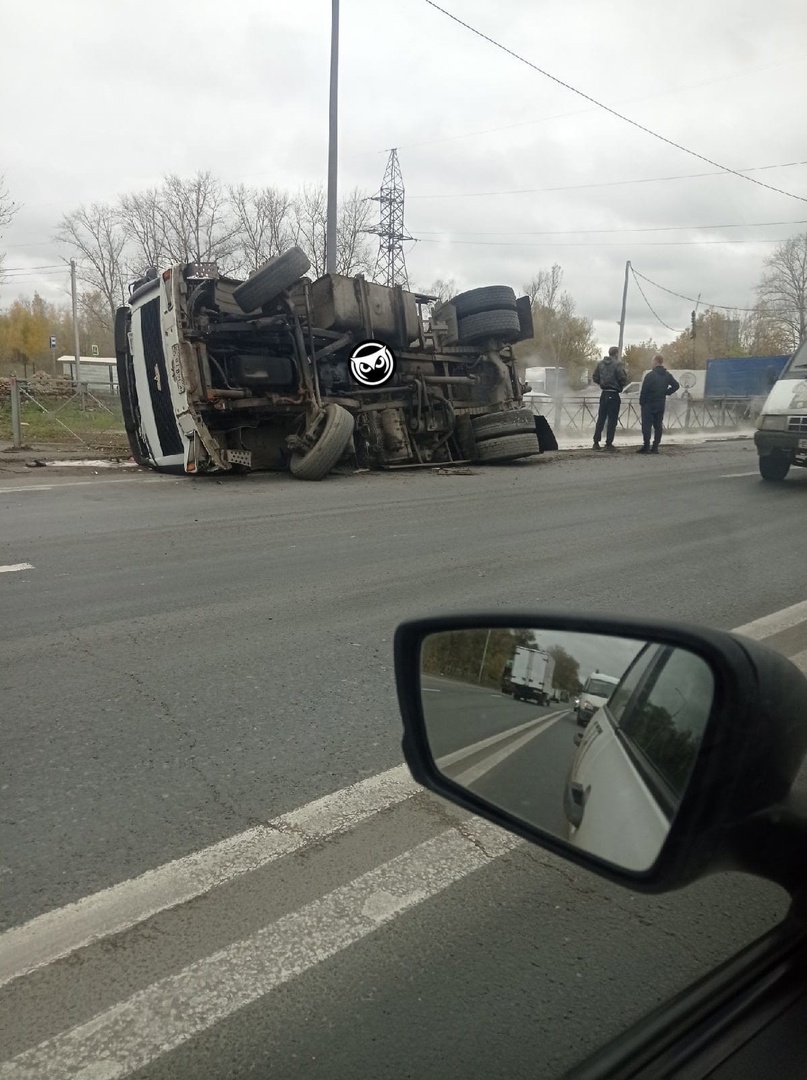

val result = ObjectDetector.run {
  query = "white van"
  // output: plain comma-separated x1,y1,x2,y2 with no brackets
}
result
754,344,806,481
575,672,620,727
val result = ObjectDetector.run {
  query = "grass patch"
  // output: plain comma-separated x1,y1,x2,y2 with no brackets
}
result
0,396,129,450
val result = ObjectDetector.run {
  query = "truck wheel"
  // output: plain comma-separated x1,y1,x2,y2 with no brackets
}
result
290,404,355,481
515,295,534,342
758,452,790,482
472,408,536,441
451,286,517,319
233,247,312,314
454,414,478,460
457,308,522,345
475,432,541,462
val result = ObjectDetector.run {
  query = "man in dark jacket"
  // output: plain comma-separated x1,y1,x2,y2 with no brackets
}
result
592,346,628,451
638,354,680,453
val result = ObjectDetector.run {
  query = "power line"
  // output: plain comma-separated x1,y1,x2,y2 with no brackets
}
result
413,237,786,248
406,160,807,201
422,1,807,205
391,54,807,156
1,264,65,272
632,267,757,313
414,217,807,238
629,269,687,334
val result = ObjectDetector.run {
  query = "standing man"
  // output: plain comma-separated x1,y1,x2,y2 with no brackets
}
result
592,346,628,451
638,354,680,454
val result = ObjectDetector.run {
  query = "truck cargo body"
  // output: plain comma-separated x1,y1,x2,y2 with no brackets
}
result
510,647,556,705
704,355,790,398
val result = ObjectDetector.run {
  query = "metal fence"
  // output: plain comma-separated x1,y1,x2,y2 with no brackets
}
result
3,377,127,453
532,394,760,436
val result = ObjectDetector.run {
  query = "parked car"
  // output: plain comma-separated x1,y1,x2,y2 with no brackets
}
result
115,255,546,480
754,340,807,482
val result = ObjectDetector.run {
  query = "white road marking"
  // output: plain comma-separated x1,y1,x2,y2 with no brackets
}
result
0,820,518,1080
789,649,807,674
0,765,418,990
435,711,565,770
453,713,564,788
0,563,34,574
0,478,165,496
732,599,807,641
719,471,759,478
0,600,803,1045
423,688,441,692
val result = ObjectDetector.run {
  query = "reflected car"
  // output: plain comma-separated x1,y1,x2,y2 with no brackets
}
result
575,672,620,727
563,642,715,869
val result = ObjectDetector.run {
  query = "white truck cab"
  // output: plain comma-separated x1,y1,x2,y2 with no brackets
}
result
754,344,806,481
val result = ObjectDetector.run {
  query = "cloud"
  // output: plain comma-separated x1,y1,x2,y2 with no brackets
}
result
2,0,806,351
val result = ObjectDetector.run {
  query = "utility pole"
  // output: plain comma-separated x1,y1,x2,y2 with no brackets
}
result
477,629,492,686
70,259,84,409
617,260,631,360
325,0,339,275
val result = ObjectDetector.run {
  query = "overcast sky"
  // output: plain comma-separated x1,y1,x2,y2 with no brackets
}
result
2,0,806,350
532,631,644,684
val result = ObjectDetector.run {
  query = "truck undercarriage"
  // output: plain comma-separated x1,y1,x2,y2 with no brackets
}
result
115,247,552,480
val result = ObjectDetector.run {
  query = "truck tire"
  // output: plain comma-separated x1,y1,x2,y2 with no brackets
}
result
454,414,478,460
758,452,790,482
233,247,312,314
451,285,517,319
457,308,522,345
290,404,355,481
515,295,534,341
475,432,541,462
472,408,536,441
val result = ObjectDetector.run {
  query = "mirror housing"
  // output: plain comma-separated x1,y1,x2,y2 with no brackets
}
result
395,611,807,895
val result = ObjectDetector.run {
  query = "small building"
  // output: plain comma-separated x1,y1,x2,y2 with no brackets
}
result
58,356,119,392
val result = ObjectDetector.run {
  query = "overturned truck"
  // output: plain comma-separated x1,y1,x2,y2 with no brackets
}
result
115,247,553,479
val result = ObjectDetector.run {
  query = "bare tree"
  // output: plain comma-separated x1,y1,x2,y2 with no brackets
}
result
336,187,375,277
755,233,807,350
0,175,20,280
154,171,240,269
289,184,328,278
523,264,563,309
421,277,458,305
117,188,165,276
514,263,598,385
55,202,127,329
229,184,293,275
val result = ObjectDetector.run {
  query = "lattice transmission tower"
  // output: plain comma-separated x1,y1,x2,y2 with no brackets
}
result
364,149,413,289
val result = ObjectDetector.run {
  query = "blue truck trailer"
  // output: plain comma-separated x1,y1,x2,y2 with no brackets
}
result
704,355,790,398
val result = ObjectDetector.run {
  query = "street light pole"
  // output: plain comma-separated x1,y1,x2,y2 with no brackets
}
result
325,0,339,275
617,260,631,360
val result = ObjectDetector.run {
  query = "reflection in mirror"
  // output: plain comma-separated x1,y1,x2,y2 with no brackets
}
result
420,628,715,872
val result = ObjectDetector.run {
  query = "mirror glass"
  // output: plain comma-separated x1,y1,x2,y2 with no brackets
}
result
420,628,715,872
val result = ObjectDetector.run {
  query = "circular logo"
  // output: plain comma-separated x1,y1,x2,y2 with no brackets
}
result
349,341,396,387
680,371,696,389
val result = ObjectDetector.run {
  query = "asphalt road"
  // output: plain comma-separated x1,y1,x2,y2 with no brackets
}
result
1,441,806,1079
421,676,577,838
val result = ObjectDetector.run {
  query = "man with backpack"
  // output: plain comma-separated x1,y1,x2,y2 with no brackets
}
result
592,346,629,451
638,354,680,454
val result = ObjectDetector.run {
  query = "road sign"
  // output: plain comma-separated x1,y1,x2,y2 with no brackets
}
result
49,336,57,349
680,372,696,389
91,344,99,357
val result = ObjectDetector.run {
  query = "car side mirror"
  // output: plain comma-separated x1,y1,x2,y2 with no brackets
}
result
394,613,807,895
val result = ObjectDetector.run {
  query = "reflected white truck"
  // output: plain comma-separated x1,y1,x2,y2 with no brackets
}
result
509,647,556,706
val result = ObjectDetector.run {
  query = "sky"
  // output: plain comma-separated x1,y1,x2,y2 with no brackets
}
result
2,0,807,351
531,631,644,685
